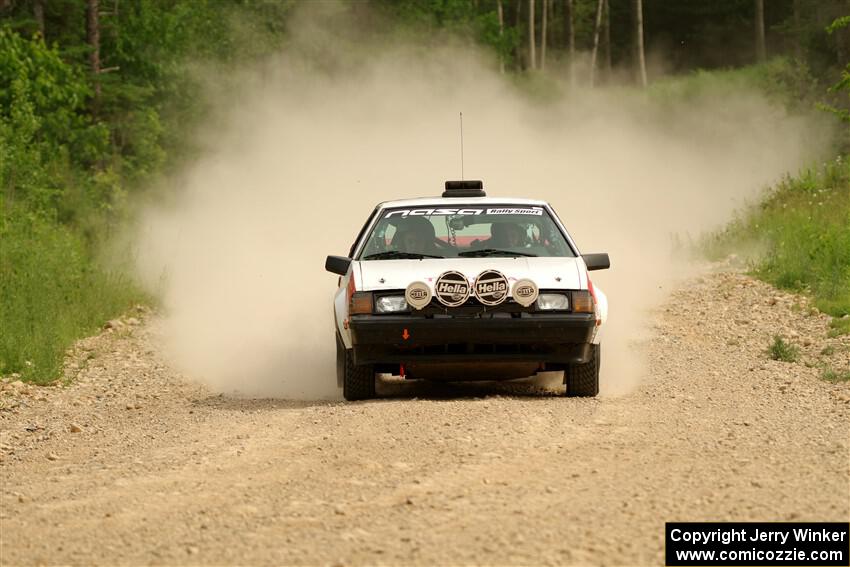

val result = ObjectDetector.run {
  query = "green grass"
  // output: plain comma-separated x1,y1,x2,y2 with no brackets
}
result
705,157,850,332
828,317,850,337
767,335,800,362
821,367,850,383
0,208,144,384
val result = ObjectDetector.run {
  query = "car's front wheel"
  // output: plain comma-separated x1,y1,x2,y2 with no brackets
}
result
337,336,376,401
565,343,600,397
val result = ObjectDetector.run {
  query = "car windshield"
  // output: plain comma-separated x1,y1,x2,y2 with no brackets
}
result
358,204,575,259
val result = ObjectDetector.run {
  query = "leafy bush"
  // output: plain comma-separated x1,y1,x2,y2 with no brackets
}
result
0,28,103,156
767,335,800,362
0,29,111,222
648,58,822,113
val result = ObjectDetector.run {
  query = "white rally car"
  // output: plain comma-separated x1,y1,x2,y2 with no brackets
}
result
326,181,610,400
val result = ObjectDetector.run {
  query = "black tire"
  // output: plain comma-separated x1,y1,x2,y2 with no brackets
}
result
565,343,600,397
341,342,376,401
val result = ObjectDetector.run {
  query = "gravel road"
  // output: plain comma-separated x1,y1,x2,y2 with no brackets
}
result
2,271,848,566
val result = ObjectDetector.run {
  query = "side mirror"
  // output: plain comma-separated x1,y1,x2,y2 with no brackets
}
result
325,255,352,276
582,253,610,271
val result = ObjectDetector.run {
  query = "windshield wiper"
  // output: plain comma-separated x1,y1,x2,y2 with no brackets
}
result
363,251,444,260
458,248,537,258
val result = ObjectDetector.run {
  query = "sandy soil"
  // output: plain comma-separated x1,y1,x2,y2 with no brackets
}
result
1,271,848,566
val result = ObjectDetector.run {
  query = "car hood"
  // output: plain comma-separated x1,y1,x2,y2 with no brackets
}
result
355,257,584,292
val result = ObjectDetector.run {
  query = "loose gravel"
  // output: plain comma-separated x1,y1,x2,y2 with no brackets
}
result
1,272,848,566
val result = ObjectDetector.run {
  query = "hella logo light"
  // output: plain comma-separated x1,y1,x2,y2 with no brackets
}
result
434,271,470,307
474,270,509,306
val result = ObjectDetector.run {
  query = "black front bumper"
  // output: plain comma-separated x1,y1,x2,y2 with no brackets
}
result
349,313,595,365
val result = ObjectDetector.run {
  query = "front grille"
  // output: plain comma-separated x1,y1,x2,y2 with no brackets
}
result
419,298,528,317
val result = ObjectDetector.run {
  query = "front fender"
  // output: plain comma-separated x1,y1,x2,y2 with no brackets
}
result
334,270,355,349
593,286,608,345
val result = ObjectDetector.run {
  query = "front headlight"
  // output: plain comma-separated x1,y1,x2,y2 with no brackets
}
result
375,295,409,313
536,293,570,311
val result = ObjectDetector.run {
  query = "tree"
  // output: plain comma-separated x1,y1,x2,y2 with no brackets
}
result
540,0,548,71
820,15,850,124
792,0,803,60
497,0,505,73
603,0,611,77
832,12,849,67
528,0,536,70
33,0,45,36
635,0,647,87
564,0,575,83
86,0,101,110
589,0,604,86
515,0,523,70
755,0,766,62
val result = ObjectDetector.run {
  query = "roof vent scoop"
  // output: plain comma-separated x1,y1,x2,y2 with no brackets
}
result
443,180,486,198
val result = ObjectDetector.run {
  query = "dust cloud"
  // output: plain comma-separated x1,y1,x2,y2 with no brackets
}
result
134,7,828,399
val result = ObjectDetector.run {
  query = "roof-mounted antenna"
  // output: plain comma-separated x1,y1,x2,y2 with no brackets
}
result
459,112,464,181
